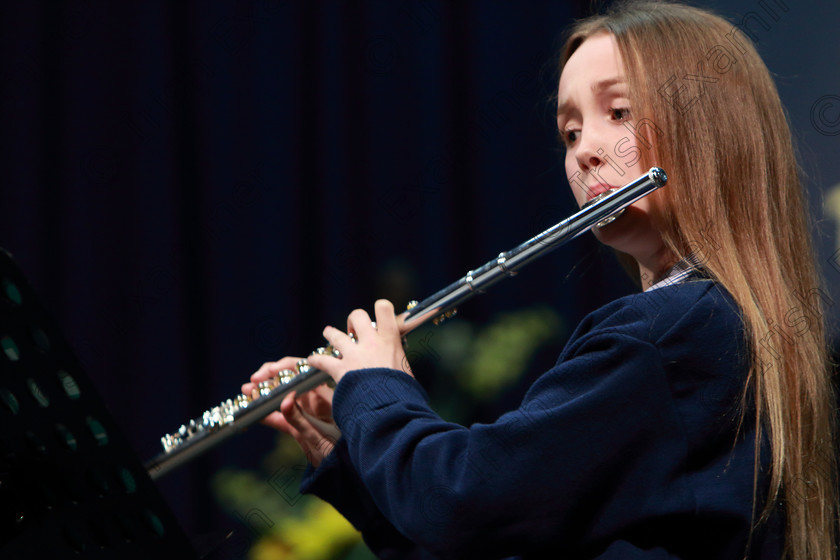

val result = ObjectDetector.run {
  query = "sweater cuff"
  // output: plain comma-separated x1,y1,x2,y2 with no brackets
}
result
332,368,430,434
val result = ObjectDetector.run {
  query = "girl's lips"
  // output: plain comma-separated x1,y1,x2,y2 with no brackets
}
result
582,187,621,208
586,183,619,201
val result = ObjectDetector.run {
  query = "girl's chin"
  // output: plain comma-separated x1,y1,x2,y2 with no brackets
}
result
591,206,654,252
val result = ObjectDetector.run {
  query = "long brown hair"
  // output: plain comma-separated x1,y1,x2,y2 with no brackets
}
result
560,2,838,558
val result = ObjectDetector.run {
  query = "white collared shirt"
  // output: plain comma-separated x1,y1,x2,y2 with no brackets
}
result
644,253,704,292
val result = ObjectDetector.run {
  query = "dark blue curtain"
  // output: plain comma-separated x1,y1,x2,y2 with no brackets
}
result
1,0,837,555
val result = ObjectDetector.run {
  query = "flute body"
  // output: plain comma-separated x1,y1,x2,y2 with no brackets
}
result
145,167,667,479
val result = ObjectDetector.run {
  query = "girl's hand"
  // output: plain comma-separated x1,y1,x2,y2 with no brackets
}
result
242,357,339,467
307,299,412,385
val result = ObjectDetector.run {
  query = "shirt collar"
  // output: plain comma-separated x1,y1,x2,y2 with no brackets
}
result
644,253,705,292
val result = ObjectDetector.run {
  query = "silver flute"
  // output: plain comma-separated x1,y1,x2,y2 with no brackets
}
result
145,167,667,479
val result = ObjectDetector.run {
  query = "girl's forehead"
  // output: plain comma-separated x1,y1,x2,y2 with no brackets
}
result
557,33,627,104
560,34,623,85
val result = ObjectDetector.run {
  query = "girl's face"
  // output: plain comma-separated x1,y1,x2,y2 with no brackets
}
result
556,32,667,279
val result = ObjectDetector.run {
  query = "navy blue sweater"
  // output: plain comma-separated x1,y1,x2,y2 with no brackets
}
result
301,279,783,558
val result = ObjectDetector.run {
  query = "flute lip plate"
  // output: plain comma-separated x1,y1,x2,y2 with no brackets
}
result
581,188,617,209
581,188,625,228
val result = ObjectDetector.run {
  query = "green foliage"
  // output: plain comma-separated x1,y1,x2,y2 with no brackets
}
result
211,435,372,560
454,306,563,399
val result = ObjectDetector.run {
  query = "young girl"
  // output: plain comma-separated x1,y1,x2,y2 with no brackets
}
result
244,2,838,558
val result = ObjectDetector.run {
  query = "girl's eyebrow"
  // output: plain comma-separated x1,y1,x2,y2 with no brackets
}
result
557,76,628,118
556,99,573,119
592,76,627,93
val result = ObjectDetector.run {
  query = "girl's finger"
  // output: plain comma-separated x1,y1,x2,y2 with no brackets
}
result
374,299,400,337
244,356,307,396
322,326,353,354
347,308,376,339
260,410,295,435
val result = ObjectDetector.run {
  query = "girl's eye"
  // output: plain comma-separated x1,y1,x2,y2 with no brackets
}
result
610,107,630,121
562,129,579,145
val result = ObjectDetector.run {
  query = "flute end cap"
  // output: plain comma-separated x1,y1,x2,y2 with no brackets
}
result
649,167,667,187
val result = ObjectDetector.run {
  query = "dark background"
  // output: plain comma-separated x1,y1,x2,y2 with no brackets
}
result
1,0,838,557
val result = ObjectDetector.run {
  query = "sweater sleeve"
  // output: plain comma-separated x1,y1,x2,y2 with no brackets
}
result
329,330,697,558
300,438,429,559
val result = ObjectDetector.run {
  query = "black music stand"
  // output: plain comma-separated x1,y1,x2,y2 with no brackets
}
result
0,248,199,559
